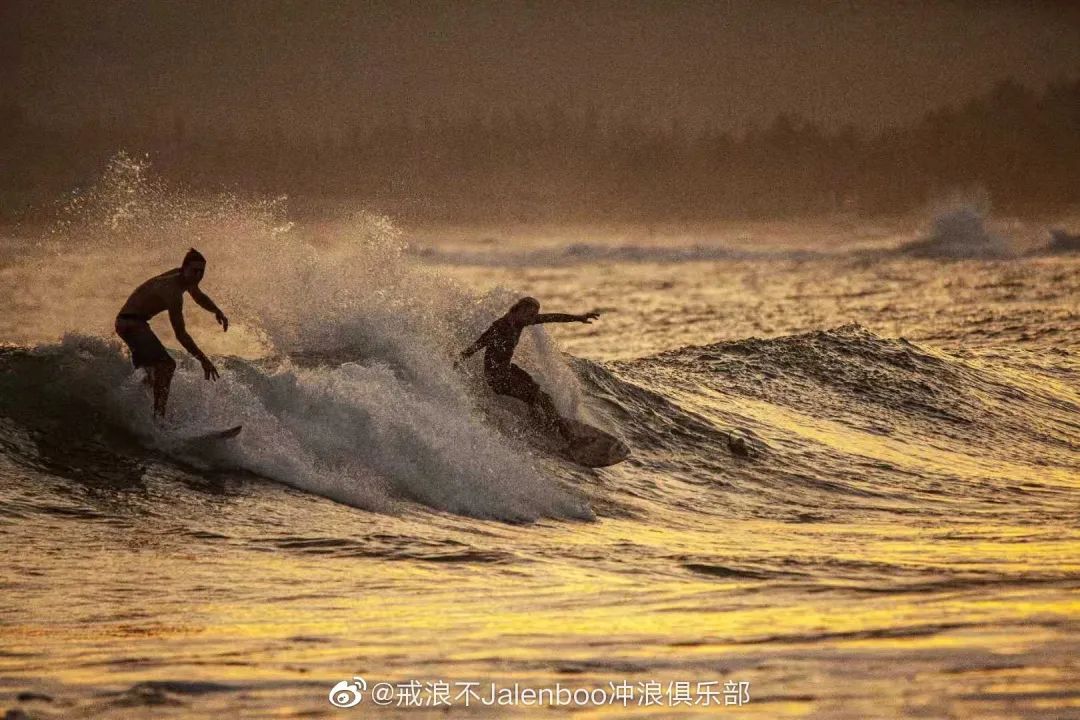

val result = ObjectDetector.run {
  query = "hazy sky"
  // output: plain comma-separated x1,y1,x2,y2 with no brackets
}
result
3,0,1079,133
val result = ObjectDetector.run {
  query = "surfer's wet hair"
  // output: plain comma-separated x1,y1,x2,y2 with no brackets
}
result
510,296,540,314
182,248,207,267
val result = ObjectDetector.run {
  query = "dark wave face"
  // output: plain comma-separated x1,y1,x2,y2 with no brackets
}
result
603,325,1078,522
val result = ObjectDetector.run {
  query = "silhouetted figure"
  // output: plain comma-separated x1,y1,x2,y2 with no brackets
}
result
458,297,598,438
114,248,228,417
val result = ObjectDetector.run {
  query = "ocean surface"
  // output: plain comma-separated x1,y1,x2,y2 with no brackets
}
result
1,164,1078,718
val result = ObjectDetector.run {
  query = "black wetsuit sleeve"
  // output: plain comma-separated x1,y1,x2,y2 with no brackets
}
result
532,313,580,324
460,324,496,358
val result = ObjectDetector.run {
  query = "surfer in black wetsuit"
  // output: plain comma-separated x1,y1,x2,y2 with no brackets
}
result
457,297,599,438
115,248,228,418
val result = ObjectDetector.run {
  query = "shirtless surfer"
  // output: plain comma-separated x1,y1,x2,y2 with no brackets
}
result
115,248,228,417
457,297,598,438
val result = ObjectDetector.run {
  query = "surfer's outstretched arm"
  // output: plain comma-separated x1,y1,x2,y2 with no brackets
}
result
189,287,229,331
169,306,220,381
533,312,600,324
459,324,495,360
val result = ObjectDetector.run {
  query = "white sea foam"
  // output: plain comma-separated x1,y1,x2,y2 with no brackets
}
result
9,155,594,521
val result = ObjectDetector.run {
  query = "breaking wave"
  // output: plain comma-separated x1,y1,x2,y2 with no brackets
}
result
899,205,1012,258
1,156,1076,526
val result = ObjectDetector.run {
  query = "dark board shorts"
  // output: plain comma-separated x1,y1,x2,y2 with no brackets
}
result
115,315,171,368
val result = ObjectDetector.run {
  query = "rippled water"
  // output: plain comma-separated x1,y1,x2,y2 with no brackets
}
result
1,181,1078,718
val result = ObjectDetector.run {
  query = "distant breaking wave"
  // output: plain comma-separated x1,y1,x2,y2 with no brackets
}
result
412,243,825,267
898,206,1012,258
1045,229,1080,254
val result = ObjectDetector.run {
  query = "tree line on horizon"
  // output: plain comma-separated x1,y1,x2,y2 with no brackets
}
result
1,78,1077,224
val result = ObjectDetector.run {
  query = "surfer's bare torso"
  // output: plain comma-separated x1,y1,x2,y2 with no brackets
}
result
117,266,227,365
120,269,215,324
